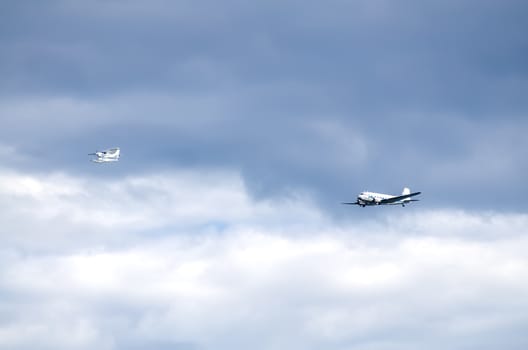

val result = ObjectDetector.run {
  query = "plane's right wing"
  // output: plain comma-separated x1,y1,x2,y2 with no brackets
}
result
342,201,360,205
379,191,421,204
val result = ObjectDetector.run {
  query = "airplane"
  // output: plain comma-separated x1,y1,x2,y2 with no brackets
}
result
89,147,120,163
343,187,421,207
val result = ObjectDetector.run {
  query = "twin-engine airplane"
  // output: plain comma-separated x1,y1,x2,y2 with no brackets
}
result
89,147,120,163
343,187,421,207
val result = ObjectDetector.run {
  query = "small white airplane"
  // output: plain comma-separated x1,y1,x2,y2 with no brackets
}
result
343,187,421,207
89,147,120,163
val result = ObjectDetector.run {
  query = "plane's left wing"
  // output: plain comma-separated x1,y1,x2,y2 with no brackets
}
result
379,191,421,204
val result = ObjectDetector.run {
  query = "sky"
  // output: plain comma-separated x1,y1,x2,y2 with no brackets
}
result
0,0,527,349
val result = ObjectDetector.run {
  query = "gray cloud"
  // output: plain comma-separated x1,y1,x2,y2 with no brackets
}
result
1,93,526,212
1,0,527,212
2,0,527,110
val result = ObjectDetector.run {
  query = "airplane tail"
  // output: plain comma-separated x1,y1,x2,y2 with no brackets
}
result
401,187,419,204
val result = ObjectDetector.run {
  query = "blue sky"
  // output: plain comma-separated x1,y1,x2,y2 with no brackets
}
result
1,1,528,349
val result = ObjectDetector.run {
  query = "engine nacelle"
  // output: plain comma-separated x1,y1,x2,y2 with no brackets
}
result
359,194,374,203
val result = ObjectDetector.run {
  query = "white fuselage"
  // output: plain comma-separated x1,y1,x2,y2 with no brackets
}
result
357,191,411,206
358,191,391,205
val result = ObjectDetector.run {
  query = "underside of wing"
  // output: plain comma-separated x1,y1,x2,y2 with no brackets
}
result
342,201,360,205
380,192,421,204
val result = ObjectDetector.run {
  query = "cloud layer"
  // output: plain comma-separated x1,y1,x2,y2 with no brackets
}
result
1,168,527,350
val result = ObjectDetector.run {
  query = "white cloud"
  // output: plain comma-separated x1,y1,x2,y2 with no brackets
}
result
0,168,528,349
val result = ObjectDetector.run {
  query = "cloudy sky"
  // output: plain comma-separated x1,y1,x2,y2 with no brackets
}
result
1,1,528,349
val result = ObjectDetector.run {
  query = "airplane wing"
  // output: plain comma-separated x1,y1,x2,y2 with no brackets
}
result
342,201,360,205
379,192,421,204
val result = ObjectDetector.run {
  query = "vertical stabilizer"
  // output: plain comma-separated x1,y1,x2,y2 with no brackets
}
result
402,187,411,195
